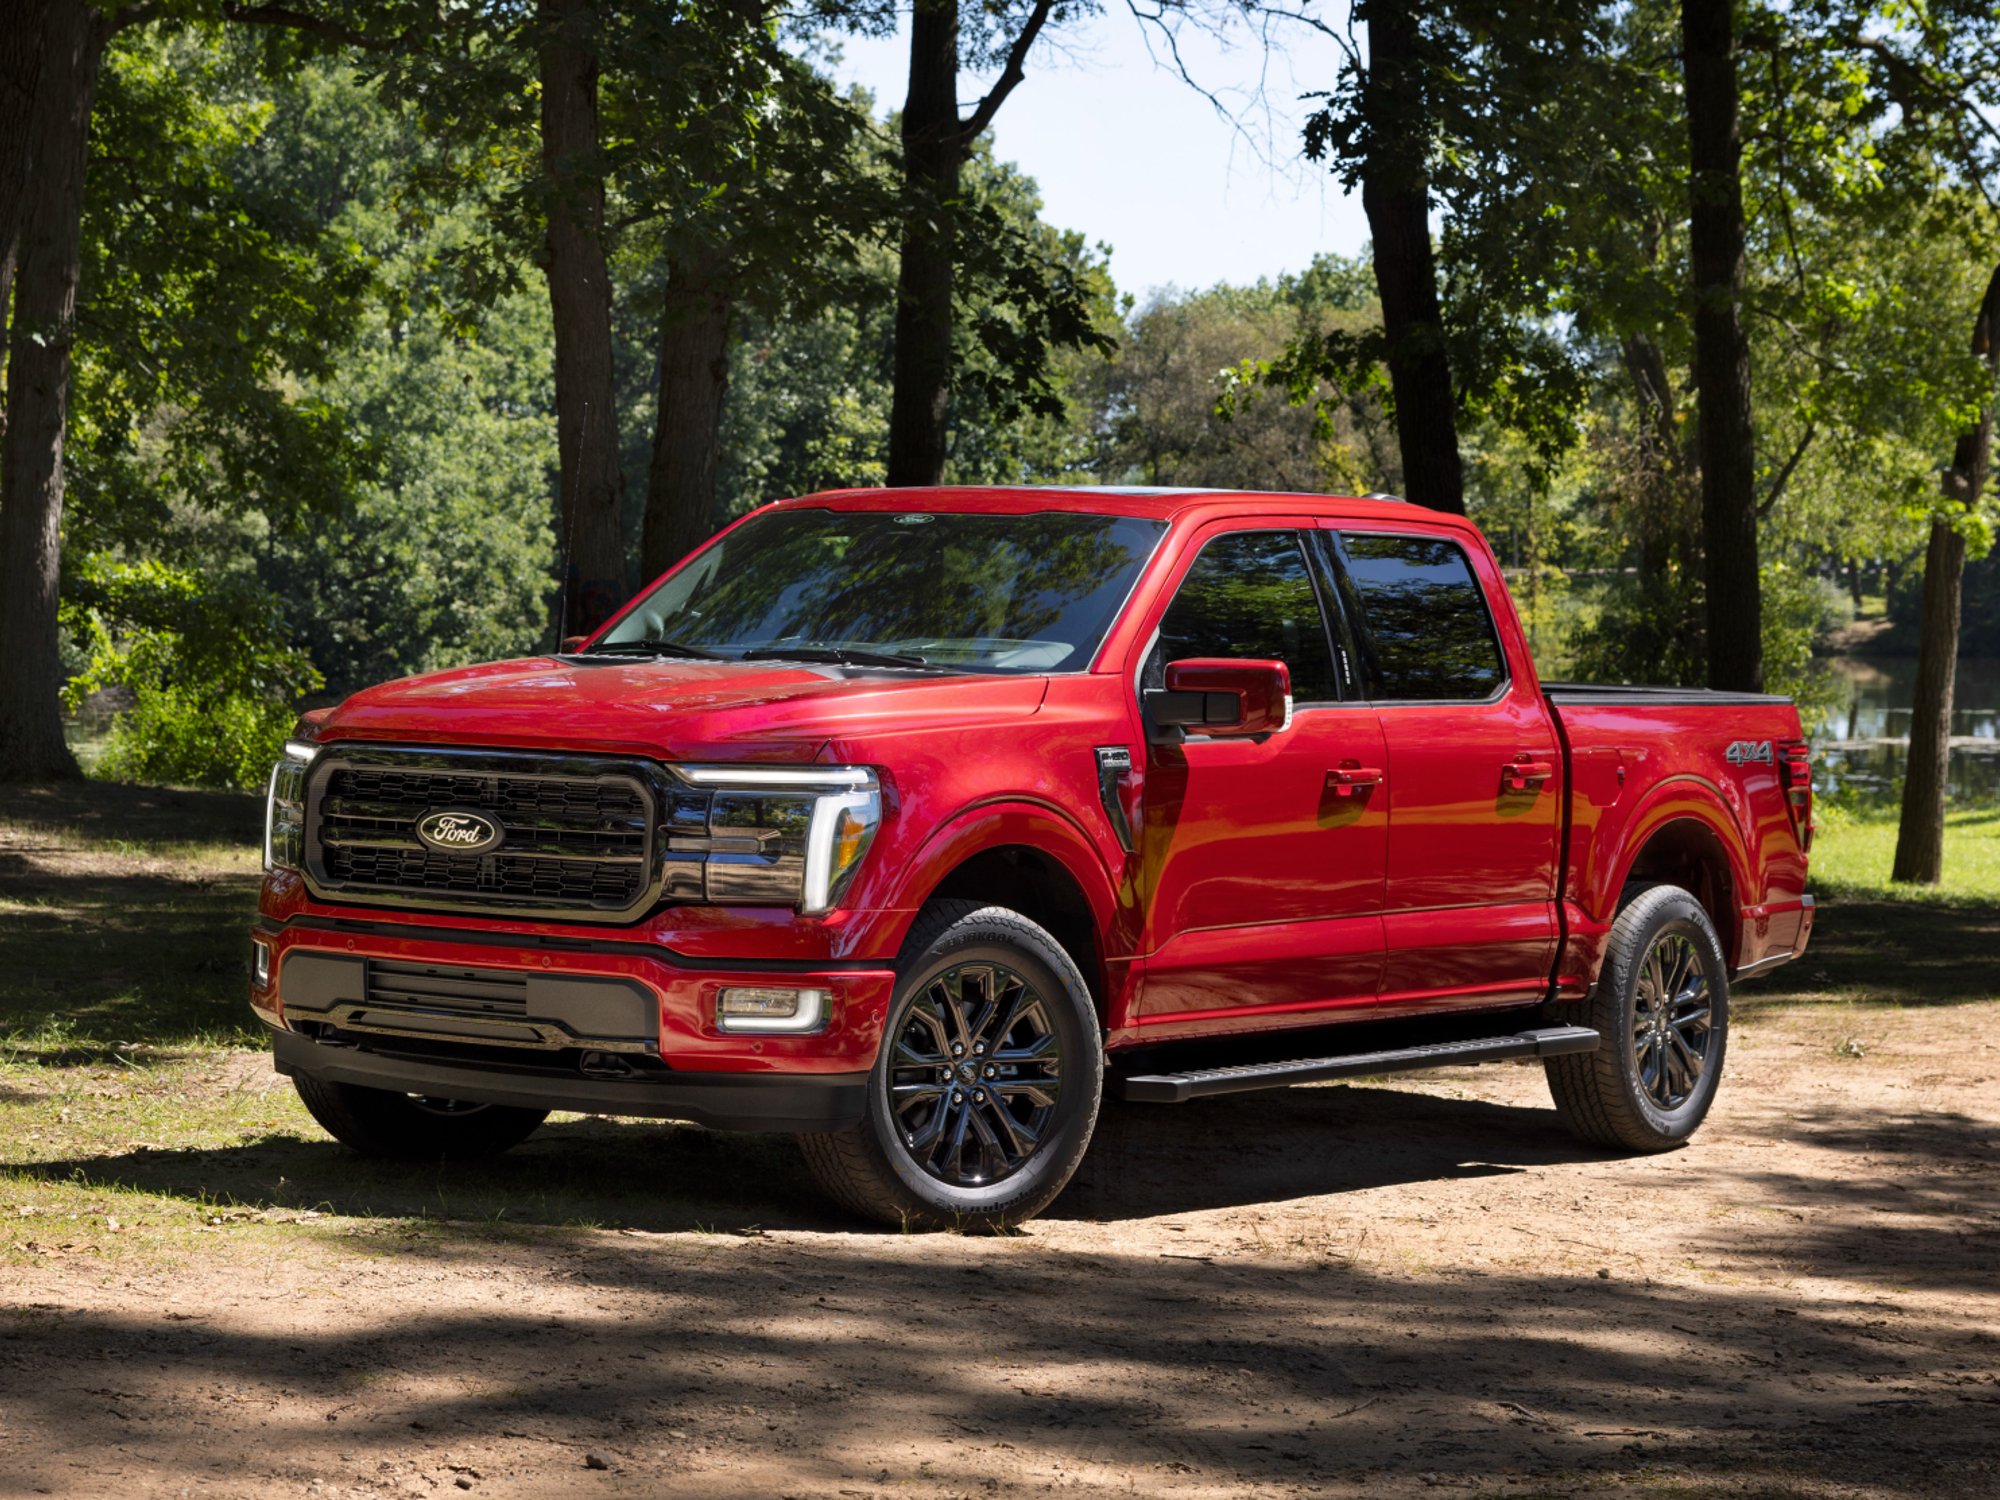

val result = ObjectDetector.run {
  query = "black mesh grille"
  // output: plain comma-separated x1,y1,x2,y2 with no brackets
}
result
309,757,653,914
328,769,645,821
365,959,529,1018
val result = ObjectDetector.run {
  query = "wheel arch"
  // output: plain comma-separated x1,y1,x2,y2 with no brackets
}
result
1614,811,1747,968
876,803,1121,1020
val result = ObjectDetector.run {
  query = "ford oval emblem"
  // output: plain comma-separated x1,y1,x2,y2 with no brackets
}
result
415,809,503,854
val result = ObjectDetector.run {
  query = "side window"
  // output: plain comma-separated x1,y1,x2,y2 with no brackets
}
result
1331,533,1506,701
1150,530,1340,704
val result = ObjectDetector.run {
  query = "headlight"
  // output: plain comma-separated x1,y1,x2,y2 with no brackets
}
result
263,743,315,872
671,765,882,914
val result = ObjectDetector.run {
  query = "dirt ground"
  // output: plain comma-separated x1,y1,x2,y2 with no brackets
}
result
1,784,1997,1500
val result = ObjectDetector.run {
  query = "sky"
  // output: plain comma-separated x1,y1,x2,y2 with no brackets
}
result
815,6,1371,304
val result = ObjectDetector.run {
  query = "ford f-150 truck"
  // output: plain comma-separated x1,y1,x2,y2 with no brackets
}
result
251,487,1815,1228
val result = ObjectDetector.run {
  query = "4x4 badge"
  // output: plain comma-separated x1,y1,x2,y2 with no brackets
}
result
1725,740,1774,766
415,809,504,854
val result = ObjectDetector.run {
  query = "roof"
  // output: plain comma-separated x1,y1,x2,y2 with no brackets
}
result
773,485,1462,530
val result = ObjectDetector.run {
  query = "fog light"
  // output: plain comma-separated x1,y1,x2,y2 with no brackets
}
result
716,987,827,1034
251,938,272,988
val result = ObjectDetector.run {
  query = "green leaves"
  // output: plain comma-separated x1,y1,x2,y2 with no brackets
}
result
70,24,382,554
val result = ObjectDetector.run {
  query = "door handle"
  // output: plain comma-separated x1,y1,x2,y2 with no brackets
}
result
1503,760,1556,791
1326,766,1383,797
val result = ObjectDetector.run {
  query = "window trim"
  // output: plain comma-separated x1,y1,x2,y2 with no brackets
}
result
1322,528,1513,707
1139,523,1352,717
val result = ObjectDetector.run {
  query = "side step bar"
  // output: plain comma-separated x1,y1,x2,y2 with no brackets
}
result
1112,1026,1601,1104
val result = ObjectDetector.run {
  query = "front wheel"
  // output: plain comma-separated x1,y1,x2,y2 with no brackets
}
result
799,901,1102,1230
293,1073,547,1162
1544,882,1729,1152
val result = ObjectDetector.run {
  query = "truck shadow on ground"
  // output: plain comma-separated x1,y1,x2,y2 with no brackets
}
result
11,1083,1991,1286
7,1080,1604,1235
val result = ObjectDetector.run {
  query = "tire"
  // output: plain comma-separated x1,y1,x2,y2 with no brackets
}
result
799,901,1103,1231
292,1073,547,1162
1544,882,1730,1152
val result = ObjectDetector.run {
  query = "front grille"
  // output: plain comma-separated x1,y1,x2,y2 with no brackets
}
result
365,958,529,1018
305,749,659,919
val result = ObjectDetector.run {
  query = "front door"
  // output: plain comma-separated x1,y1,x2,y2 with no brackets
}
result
1132,525,1390,1037
1322,526,1560,1009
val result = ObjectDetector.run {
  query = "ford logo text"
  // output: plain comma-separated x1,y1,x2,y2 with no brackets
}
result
415,809,503,854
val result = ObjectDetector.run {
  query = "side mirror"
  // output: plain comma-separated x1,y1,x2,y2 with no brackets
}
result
561,635,589,654
1147,658,1292,737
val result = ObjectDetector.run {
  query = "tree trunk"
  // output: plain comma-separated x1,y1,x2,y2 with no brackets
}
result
539,0,626,636
1682,0,1761,692
1891,519,1964,883
640,249,732,585
1359,0,1464,516
0,0,104,783
886,0,960,488
1621,331,1679,588
0,0,50,283
1891,261,2000,884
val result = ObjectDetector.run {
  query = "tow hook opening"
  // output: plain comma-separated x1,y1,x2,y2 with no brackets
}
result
578,1051,636,1080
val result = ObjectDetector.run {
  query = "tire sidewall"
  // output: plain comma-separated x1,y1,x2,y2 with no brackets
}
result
865,917,1101,1222
1605,893,1730,1141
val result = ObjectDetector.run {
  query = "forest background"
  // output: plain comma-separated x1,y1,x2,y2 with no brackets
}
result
4,0,2000,876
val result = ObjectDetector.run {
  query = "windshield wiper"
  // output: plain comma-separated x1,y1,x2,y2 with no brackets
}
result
579,638,726,660
741,645,930,668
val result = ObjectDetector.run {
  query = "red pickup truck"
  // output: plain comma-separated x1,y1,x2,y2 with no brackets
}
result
251,487,1814,1228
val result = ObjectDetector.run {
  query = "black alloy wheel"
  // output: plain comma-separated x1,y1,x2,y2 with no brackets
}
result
887,960,1064,1189
799,901,1102,1230
1629,929,1716,1110
1545,882,1731,1152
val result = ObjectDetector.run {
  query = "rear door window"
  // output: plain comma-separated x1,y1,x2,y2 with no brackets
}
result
1328,532,1506,701
1151,530,1341,704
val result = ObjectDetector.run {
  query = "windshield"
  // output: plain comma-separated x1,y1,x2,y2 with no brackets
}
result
598,507,1170,673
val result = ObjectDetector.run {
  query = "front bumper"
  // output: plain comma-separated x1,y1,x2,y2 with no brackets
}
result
272,1029,866,1132
251,914,892,1133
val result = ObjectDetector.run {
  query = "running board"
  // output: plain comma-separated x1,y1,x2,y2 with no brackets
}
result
1112,1026,1601,1104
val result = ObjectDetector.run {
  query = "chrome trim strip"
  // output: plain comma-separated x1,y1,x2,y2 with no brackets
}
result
299,1002,655,1054
1732,950,1796,975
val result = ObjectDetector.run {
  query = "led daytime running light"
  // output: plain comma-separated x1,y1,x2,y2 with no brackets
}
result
676,763,874,789
803,790,879,914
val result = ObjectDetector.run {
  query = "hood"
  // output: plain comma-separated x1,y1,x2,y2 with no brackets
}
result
315,655,1050,761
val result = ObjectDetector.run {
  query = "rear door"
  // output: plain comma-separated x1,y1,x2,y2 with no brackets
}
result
1319,524,1560,1010
1131,523,1390,1036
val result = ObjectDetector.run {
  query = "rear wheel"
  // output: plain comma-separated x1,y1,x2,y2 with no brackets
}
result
1545,882,1729,1152
293,1074,547,1162
799,901,1102,1230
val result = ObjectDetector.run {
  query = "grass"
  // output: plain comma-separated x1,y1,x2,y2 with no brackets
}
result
1807,802,2000,903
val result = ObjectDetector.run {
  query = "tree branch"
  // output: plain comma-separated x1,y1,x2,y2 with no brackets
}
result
1758,424,1815,518
109,3,161,35
958,0,1056,146
220,4,406,53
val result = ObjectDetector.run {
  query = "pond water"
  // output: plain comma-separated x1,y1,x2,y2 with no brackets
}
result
1815,656,2000,805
